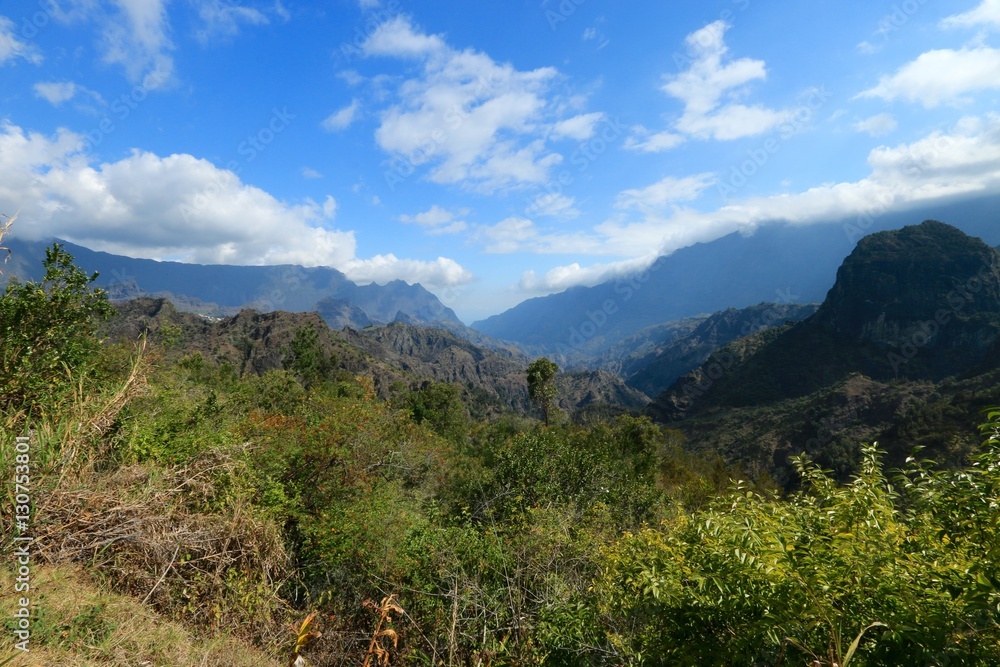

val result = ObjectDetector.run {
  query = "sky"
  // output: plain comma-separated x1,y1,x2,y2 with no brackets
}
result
2,0,1000,323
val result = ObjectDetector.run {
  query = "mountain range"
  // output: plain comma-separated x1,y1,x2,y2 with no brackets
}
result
2,237,463,332
472,195,1000,358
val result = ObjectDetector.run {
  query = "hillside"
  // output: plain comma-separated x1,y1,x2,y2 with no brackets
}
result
105,298,646,418
647,220,1000,482
624,302,818,398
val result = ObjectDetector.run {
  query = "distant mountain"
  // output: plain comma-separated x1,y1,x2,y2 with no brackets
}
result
645,220,1000,483
472,196,1000,358
4,237,462,330
625,302,819,398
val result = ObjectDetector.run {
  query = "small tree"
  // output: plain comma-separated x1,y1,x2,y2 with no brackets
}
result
284,323,332,388
526,357,558,426
0,242,114,415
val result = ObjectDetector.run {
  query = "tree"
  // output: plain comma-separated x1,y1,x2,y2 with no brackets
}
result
526,357,559,426
0,242,113,414
407,381,469,443
284,323,332,388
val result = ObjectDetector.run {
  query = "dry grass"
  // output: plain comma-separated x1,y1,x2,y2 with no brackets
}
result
32,445,291,647
0,565,282,666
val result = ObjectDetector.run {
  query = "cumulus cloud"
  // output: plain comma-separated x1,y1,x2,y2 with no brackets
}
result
362,15,600,193
525,192,579,219
615,173,716,213
519,255,655,292
475,217,599,255
856,47,1000,107
623,127,686,152
854,113,898,137
551,112,605,140
362,15,446,58
0,122,472,288
0,16,42,65
624,21,792,151
343,255,472,288
322,99,360,131
398,204,468,234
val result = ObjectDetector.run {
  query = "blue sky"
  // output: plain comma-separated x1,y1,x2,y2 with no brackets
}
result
2,0,1000,322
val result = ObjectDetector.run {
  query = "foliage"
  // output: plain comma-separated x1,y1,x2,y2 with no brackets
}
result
283,323,333,389
405,381,470,443
0,243,114,417
527,356,559,426
596,440,1000,665
9,245,1000,666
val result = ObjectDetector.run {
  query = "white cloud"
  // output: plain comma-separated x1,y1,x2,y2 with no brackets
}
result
854,113,898,137
322,195,337,219
0,122,472,288
856,47,1000,107
519,255,654,292
0,16,42,65
551,112,605,140
624,21,792,151
364,15,592,193
475,216,599,255
344,255,472,289
525,192,579,219
525,114,1000,292
322,99,360,131
623,127,686,152
34,82,81,105
398,204,468,234
100,0,174,89
361,15,446,58
615,173,716,213
301,167,323,179
192,0,269,43
942,0,1000,30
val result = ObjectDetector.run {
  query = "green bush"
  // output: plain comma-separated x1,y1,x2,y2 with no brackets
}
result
0,243,113,417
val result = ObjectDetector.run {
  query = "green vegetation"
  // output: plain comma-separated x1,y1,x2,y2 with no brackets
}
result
527,356,559,426
3,246,1000,665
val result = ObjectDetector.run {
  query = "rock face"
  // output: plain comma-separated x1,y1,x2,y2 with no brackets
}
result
814,220,1000,355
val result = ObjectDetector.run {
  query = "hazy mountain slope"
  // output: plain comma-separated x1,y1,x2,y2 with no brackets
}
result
5,237,462,329
626,302,819,398
472,197,1000,354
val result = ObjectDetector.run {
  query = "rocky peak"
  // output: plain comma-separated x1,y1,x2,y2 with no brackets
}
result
814,220,1000,344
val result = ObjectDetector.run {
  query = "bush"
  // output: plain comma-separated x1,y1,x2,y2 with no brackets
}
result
0,243,113,417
